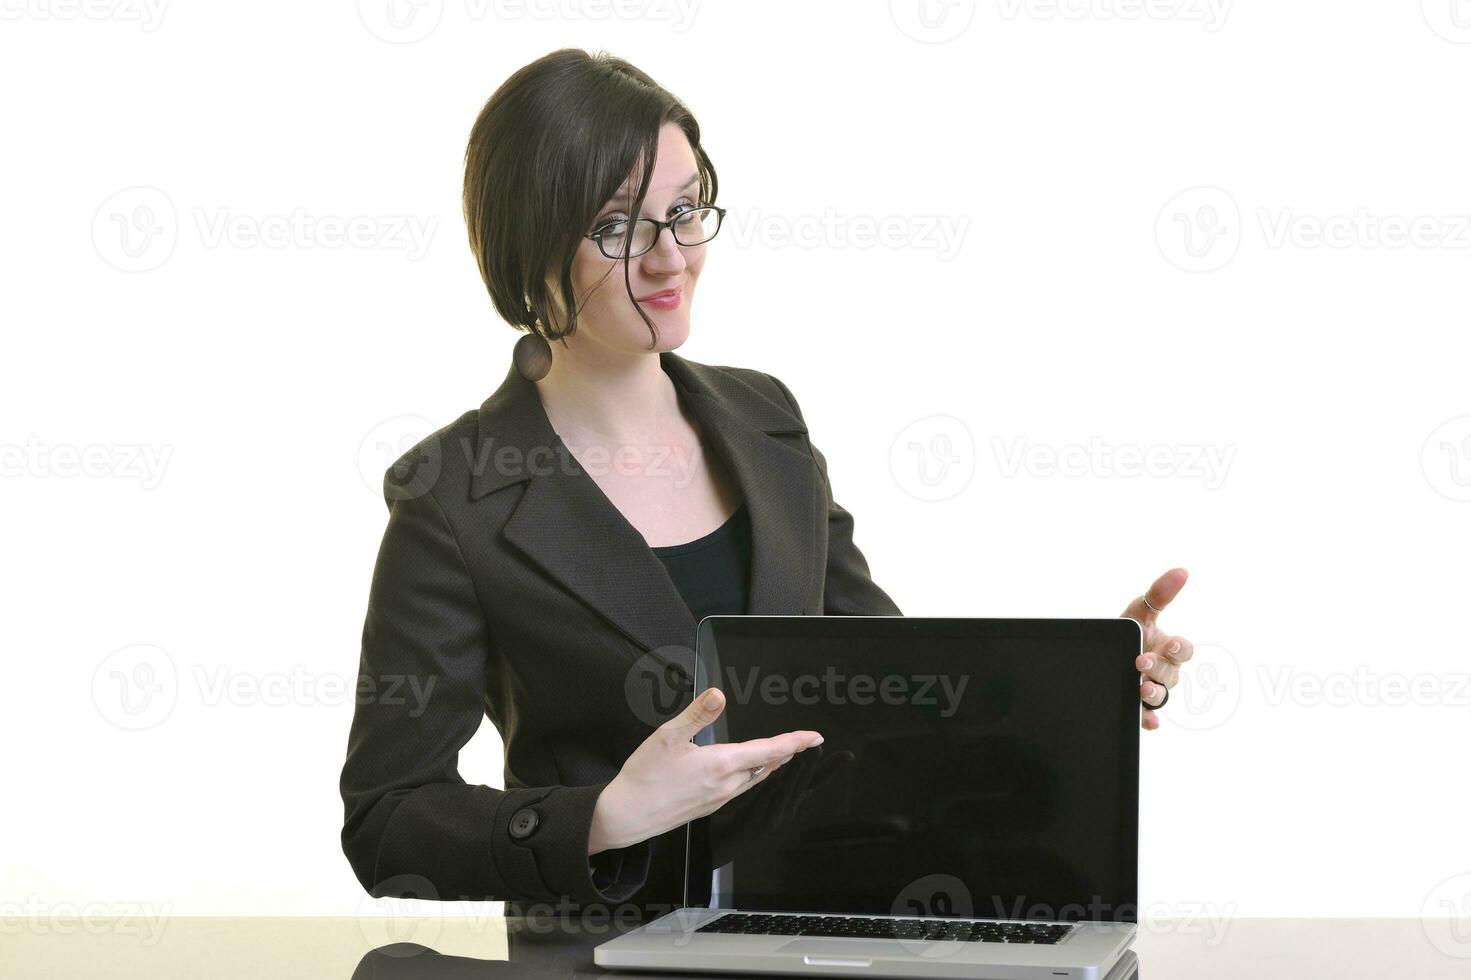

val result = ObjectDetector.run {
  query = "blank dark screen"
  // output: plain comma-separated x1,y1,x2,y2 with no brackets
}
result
686,617,1140,923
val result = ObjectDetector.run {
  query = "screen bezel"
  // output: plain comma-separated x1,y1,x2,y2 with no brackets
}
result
681,615,1142,921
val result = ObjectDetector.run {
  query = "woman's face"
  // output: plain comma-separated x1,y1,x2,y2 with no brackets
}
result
547,122,707,358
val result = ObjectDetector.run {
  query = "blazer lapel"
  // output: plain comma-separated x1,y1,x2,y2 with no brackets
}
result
467,351,816,676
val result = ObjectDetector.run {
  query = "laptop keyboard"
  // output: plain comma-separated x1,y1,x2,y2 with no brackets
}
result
695,912,1073,944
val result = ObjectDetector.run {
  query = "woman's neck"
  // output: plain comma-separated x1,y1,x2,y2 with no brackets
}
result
533,343,684,449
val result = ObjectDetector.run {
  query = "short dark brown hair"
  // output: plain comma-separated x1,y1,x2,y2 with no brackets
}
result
462,48,718,349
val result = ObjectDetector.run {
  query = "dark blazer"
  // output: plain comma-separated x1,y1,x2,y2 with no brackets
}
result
339,351,901,913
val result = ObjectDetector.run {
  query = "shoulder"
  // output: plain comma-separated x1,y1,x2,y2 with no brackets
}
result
675,355,806,423
377,408,482,512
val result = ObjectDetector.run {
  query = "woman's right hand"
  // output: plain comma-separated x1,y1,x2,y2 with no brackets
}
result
588,687,823,855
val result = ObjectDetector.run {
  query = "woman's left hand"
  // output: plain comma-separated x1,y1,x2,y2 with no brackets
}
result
1121,567,1192,731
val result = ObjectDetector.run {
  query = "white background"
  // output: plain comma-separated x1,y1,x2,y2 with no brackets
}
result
2,0,1469,926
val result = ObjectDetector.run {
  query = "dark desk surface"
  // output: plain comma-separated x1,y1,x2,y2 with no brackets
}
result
2,916,1464,978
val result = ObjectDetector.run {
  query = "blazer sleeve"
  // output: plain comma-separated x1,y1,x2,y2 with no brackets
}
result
338,471,652,903
764,373,904,617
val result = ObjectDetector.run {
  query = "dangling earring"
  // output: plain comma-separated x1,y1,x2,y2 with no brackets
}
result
514,330,553,382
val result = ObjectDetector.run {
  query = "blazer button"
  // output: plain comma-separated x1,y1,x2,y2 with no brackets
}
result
509,808,540,840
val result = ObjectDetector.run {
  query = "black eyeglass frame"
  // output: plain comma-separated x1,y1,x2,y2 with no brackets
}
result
584,205,728,259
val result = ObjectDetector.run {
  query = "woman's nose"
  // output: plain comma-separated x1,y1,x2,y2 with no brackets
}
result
641,226,687,271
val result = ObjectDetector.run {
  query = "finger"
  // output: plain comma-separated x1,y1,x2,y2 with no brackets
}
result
1135,650,1181,689
661,687,724,742
1141,707,1159,731
1121,567,1189,623
1164,636,1193,666
723,731,824,773
1140,679,1169,708
725,752,793,799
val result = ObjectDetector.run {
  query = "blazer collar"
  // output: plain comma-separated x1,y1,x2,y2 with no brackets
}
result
468,351,815,673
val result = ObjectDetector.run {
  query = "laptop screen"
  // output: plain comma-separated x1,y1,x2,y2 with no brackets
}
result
685,616,1140,923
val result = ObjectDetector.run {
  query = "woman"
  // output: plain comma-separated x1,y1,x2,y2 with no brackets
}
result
338,48,1192,918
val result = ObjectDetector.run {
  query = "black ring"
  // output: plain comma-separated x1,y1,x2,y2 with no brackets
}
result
1142,683,1169,710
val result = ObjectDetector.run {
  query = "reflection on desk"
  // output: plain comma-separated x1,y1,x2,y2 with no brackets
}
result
0,916,1465,978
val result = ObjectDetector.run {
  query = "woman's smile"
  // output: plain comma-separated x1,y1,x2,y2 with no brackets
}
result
637,285,684,311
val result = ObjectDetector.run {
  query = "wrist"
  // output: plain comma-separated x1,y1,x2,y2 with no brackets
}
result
589,777,638,856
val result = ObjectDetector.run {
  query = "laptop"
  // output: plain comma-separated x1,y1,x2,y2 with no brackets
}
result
594,615,1142,980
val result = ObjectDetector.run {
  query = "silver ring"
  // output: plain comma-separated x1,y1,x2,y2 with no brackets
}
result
748,765,765,781
1141,594,1159,613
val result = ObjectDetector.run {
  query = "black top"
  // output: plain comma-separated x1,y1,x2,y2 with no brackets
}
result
649,504,752,621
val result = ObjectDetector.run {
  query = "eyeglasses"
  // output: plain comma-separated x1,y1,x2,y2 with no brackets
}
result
585,205,727,259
